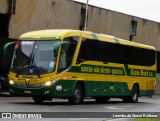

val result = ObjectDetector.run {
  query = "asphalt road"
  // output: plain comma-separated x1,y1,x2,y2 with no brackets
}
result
0,92,160,121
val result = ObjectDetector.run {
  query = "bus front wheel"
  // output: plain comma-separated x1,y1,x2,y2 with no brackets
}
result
32,96,44,104
68,84,83,105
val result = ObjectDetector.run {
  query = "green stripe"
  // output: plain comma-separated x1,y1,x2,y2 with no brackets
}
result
84,81,130,96
124,64,130,76
68,64,156,77
124,64,156,77
69,64,125,76
114,38,120,44
91,33,99,40
10,80,154,97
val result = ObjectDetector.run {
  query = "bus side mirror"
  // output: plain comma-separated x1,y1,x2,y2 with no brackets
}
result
3,42,15,56
54,41,70,56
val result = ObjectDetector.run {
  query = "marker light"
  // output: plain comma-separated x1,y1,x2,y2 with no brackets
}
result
9,80,14,85
43,78,60,86
56,85,62,91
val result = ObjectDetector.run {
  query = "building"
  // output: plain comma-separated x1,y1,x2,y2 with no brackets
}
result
0,0,159,93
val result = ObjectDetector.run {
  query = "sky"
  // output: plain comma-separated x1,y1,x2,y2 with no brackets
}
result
73,0,160,23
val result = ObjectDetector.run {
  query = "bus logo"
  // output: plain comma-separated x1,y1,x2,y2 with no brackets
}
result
25,79,30,88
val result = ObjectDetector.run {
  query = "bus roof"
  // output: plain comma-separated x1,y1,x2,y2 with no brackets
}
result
20,29,81,40
20,29,155,50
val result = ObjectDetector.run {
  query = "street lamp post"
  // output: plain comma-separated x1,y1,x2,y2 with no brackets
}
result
84,0,89,31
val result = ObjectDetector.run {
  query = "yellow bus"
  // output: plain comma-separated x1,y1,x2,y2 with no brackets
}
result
6,29,156,104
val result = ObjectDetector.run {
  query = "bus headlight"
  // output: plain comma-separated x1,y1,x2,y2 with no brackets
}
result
45,81,52,86
9,80,15,85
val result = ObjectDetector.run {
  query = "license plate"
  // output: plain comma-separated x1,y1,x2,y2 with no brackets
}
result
24,90,31,94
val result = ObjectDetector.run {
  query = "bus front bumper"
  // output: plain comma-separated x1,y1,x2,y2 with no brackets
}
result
8,82,74,98
9,84,53,97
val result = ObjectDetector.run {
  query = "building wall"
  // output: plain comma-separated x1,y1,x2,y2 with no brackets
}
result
87,7,132,40
0,0,8,14
9,0,81,38
133,18,160,50
9,0,160,50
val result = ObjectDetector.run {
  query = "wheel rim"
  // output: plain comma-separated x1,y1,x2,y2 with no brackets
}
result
74,89,81,102
133,91,137,101
132,87,138,102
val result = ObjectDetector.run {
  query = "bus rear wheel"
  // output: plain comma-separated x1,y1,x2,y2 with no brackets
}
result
123,85,138,103
32,96,44,104
68,84,83,105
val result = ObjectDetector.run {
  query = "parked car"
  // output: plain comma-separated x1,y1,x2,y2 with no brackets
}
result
0,74,9,90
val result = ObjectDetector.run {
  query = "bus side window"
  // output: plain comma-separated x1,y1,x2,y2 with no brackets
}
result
76,39,106,64
58,45,68,73
59,51,67,68
58,37,78,73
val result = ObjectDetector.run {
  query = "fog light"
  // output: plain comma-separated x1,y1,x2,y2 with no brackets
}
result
45,81,51,86
44,90,50,94
9,80,14,85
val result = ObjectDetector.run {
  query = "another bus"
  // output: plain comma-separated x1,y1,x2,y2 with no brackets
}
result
6,29,156,104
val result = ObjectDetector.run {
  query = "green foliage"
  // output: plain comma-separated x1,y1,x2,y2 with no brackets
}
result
132,118,160,121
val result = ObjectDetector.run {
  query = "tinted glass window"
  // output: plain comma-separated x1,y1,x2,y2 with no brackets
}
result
76,39,105,63
77,38,155,66
157,51,160,73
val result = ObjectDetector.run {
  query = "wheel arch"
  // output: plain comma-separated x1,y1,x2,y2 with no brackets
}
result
76,81,85,96
72,79,85,97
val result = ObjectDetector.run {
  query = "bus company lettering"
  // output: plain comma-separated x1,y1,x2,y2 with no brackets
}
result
130,69,153,77
111,68,123,75
100,67,111,74
81,66,94,73
81,66,124,75
130,69,140,76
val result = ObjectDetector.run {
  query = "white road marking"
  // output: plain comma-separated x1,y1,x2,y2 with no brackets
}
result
104,105,134,110
105,118,130,121
73,105,85,106
70,118,88,121
4,106,15,109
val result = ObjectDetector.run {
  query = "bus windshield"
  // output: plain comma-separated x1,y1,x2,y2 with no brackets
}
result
10,40,60,75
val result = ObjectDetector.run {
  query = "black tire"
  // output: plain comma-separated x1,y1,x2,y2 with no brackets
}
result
95,97,110,103
0,81,3,90
68,84,83,105
123,85,138,103
32,96,44,104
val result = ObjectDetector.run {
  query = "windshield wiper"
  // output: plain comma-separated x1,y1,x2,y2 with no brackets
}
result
16,41,41,78
29,51,41,78
16,52,41,78
16,55,31,77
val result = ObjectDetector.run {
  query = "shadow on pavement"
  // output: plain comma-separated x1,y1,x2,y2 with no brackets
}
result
9,99,145,106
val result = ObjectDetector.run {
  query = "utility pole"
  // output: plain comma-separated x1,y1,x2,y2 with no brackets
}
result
84,0,89,31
